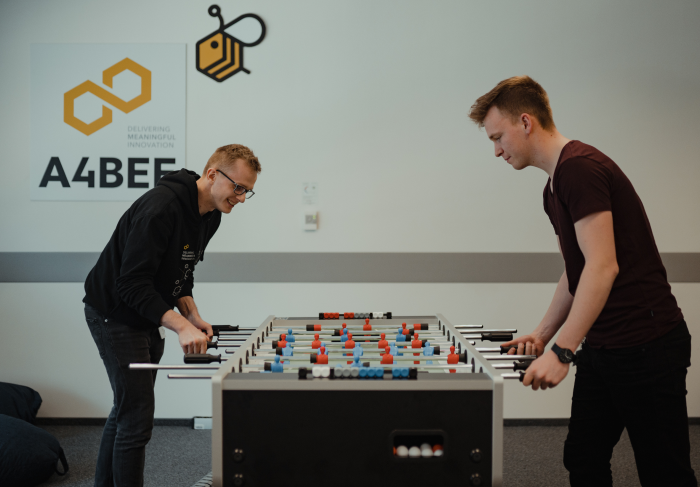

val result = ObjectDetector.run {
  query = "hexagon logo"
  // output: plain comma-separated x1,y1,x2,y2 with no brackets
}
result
64,58,151,136
196,5,266,83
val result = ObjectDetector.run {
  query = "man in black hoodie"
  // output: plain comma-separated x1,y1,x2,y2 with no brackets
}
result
83,144,260,487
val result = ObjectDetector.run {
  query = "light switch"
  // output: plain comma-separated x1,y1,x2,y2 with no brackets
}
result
304,211,318,231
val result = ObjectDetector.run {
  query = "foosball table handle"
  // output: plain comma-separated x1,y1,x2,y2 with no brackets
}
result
184,353,222,364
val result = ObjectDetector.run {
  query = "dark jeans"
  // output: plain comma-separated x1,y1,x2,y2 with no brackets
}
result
564,321,697,487
85,304,165,487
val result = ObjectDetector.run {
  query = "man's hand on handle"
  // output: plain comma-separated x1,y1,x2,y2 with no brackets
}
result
502,334,547,358
189,317,214,341
520,351,570,390
159,309,209,354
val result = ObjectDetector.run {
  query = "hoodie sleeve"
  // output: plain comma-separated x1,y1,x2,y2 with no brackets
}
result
115,214,174,325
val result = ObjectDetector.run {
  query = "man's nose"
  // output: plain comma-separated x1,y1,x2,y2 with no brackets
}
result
494,144,503,158
237,193,246,203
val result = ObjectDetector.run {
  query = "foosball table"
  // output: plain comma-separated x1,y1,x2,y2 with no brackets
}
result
132,312,531,487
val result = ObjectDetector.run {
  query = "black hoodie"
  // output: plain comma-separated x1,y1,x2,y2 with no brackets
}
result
83,169,221,328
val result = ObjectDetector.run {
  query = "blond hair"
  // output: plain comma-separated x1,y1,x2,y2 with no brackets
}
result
202,144,261,175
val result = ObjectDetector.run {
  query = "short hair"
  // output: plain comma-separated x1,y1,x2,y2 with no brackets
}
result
202,144,261,175
468,76,555,131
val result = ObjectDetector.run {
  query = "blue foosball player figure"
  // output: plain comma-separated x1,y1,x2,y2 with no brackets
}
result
423,341,434,365
271,355,284,373
282,343,294,356
286,328,295,342
396,327,407,342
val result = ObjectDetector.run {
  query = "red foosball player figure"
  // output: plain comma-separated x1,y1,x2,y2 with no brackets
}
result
317,346,329,365
377,333,388,350
412,333,422,364
363,318,372,331
345,333,355,350
447,345,459,373
401,323,410,336
381,346,393,365
278,334,288,349
312,334,322,349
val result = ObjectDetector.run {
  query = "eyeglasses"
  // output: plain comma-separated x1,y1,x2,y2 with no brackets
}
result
216,169,255,199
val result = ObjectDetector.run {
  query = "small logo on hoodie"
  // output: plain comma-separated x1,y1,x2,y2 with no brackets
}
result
182,247,196,261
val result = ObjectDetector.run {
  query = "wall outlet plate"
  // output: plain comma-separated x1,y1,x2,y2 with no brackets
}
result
194,416,212,430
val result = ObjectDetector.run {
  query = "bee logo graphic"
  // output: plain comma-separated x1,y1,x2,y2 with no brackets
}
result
196,4,266,83
184,244,190,250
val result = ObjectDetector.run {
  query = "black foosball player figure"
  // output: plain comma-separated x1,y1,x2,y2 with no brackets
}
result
82,144,261,487
468,76,696,486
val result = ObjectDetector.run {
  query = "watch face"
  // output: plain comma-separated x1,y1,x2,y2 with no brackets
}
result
562,349,574,362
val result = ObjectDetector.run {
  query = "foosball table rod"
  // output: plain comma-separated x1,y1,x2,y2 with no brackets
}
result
167,374,213,379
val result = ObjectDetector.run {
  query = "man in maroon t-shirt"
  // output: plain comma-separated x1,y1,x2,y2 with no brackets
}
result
469,76,696,487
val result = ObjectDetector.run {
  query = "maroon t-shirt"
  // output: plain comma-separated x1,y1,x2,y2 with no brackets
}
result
543,140,683,348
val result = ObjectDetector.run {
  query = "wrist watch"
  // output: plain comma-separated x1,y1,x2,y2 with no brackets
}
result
551,343,576,364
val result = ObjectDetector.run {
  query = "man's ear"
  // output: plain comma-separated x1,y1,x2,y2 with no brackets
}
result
520,113,533,134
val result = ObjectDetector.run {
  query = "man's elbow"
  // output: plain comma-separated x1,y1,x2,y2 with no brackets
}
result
587,258,619,282
598,260,619,282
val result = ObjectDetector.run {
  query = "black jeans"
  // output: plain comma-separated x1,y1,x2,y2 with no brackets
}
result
85,304,165,487
564,321,697,486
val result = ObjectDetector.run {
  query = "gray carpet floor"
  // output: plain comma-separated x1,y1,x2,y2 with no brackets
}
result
38,424,700,487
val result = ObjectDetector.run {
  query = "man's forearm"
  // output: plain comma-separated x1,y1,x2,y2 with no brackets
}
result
176,296,202,323
554,262,618,351
533,271,574,344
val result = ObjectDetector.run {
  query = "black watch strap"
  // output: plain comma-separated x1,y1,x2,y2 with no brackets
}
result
551,343,576,364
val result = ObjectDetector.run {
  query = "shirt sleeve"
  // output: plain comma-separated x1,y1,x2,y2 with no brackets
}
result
555,156,613,223
115,214,174,325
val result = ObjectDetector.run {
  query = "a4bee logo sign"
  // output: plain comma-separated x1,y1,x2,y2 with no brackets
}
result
31,44,186,201
64,58,151,136
196,4,266,82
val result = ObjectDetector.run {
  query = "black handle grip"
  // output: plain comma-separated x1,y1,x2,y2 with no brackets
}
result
519,371,525,382
206,341,218,350
482,333,514,342
184,353,221,364
212,325,238,332
513,360,532,371
500,345,517,354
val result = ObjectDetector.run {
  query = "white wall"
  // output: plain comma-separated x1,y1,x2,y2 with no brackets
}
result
1,0,699,252
0,0,699,419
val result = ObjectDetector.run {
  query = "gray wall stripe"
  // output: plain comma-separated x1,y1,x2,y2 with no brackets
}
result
0,252,698,283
